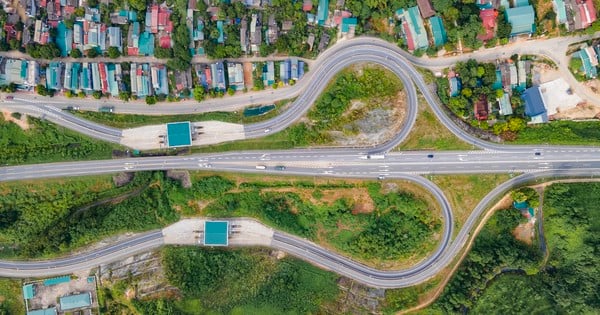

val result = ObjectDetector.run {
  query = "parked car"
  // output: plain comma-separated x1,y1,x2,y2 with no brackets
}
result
5,95,13,100
274,165,286,171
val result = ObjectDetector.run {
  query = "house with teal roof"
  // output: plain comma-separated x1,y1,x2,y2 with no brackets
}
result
552,0,567,24
514,0,529,7
341,17,357,34
577,48,598,79
429,16,447,47
138,31,155,56
317,0,329,26
396,7,429,51
46,62,62,90
505,6,536,36
217,20,224,44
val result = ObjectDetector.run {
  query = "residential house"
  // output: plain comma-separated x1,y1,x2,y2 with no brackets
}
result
151,64,169,95
478,9,498,41
417,0,435,18
290,58,299,80
217,20,224,44
517,60,527,90
0,59,38,87
174,69,192,93
522,86,548,123
509,62,518,88
227,62,244,90
108,27,122,52
552,0,568,25
303,0,313,11
266,14,278,44
577,47,598,78
318,32,330,51
448,71,462,97
279,61,289,83
505,5,536,36
497,92,513,115
131,63,152,97
80,62,92,91
514,0,529,6
474,95,489,120
138,31,155,56
250,14,261,53
396,7,429,51
210,62,226,91
262,61,275,86
240,18,248,53
145,4,173,34
46,62,63,90
333,10,352,27
106,63,119,97
282,21,293,33
128,22,140,55
341,17,357,37
317,0,329,26
566,0,597,30
429,16,447,46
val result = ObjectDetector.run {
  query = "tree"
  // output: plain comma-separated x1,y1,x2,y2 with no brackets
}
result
227,87,235,96
86,48,99,58
119,91,131,101
192,86,205,102
36,84,49,96
107,47,121,59
146,96,157,105
154,47,173,59
92,91,102,99
70,48,82,58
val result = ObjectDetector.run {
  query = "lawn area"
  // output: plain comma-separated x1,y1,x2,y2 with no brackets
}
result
397,95,472,151
72,99,294,129
0,114,121,165
0,279,25,314
511,120,600,145
430,173,512,231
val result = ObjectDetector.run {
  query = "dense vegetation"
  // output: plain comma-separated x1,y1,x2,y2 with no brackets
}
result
133,247,340,314
288,66,403,146
0,172,179,257
511,120,600,145
0,115,118,165
195,176,440,263
0,279,25,314
430,209,540,312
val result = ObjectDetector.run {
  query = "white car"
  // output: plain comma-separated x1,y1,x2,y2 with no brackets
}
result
264,128,271,133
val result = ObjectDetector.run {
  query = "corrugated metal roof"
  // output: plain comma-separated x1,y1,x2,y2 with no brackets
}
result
204,221,229,246
506,6,535,35
429,16,447,46
60,293,92,311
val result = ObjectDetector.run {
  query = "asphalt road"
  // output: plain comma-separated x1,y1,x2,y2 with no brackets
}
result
2,35,600,286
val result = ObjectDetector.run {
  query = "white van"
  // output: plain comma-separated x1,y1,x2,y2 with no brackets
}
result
255,165,267,170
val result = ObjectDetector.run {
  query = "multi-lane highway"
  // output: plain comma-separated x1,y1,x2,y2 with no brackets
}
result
2,35,600,288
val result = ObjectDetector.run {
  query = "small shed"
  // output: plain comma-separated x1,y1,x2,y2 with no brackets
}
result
166,122,192,147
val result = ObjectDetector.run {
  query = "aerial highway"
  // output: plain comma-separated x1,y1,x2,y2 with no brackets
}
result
2,35,600,287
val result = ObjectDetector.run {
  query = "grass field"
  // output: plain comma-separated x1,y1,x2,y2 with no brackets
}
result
0,279,25,314
72,99,294,129
512,120,600,145
430,173,512,231
397,95,472,151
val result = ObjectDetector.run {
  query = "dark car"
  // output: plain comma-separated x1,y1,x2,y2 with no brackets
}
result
274,165,286,171
535,152,541,156
427,154,434,158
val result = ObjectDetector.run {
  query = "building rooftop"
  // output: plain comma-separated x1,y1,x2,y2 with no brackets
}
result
27,308,57,315
166,121,192,147
506,5,535,35
417,0,435,18
204,221,229,246
429,16,447,46
522,86,548,122
59,292,92,311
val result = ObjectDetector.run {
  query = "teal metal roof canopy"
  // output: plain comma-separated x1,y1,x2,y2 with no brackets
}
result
204,221,229,246
166,122,192,147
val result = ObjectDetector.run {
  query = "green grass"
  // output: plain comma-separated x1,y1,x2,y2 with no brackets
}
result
72,99,294,129
0,279,25,314
471,275,556,314
512,120,600,145
397,95,472,151
0,115,122,165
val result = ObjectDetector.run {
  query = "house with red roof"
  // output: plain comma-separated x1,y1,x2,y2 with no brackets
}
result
417,0,435,18
303,0,313,11
478,9,497,41
577,0,597,29
474,95,489,120
3,24,17,41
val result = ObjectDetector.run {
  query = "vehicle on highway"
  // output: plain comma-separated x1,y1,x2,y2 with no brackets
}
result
264,128,271,133
427,154,434,158
377,175,385,180
5,95,13,100
535,152,541,156
99,106,115,113
65,106,80,111
255,165,267,170
360,154,385,160
274,165,286,171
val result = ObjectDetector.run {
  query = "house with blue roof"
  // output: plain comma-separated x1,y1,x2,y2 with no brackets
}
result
396,7,429,51
449,75,462,97
429,16,447,47
317,0,329,26
522,86,548,123
552,0,567,24
46,62,63,90
514,0,529,7
505,5,536,36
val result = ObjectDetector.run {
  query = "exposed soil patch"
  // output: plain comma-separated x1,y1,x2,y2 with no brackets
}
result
2,110,30,130
330,90,407,146
552,103,600,120
513,222,534,245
